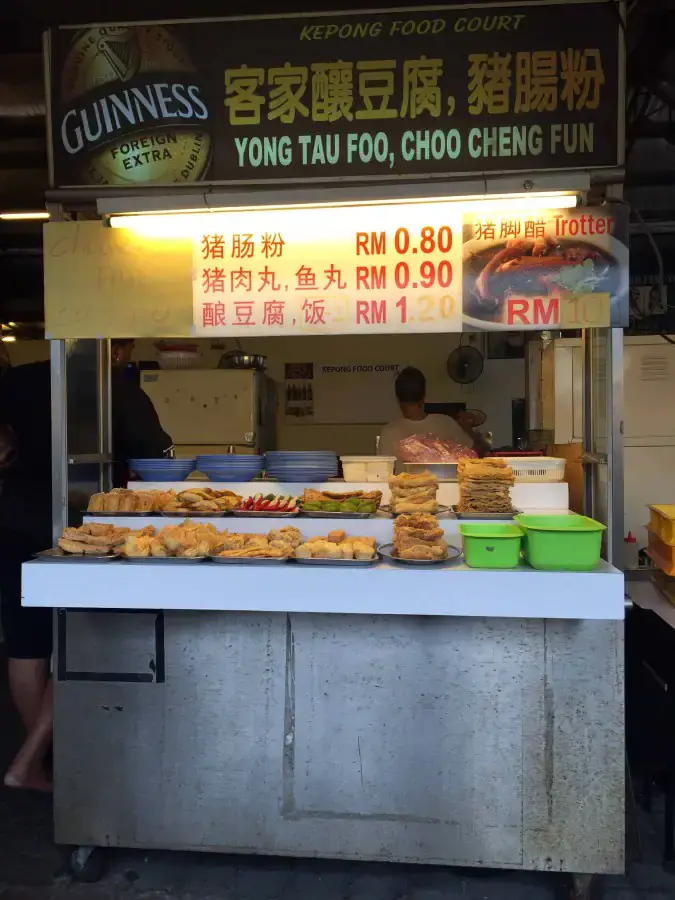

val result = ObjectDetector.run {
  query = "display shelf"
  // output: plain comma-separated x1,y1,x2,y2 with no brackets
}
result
127,480,570,511
22,556,624,619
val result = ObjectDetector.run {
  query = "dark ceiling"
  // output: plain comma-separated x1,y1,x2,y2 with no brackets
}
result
1,0,675,323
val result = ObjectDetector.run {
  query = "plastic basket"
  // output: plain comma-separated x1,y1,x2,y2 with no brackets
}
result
647,505,675,545
514,514,606,571
459,523,523,569
502,457,566,483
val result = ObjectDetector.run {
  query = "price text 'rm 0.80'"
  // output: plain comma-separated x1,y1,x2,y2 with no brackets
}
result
355,225,453,256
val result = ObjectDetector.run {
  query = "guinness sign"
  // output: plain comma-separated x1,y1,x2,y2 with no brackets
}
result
57,25,212,185
48,4,622,188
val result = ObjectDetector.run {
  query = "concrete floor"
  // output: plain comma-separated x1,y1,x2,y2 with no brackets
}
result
1,653,674,900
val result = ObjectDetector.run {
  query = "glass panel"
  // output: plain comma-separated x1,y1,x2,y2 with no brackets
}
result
583,326,622,565
66,338,99,455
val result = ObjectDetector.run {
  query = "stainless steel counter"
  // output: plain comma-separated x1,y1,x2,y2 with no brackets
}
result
53,608,624,872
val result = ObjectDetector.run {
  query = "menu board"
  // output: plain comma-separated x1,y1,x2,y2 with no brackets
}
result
47,1,622,187
193,202,628,335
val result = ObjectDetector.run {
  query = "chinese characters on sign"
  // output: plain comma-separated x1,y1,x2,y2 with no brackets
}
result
192,202,628,336
227,47,608,173
225,49,605,124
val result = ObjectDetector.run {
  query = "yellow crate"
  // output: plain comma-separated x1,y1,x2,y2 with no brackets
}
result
648,531,675,577
648,505,675,545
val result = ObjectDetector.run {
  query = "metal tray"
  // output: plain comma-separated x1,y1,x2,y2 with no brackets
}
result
36,548,118,562
300,510,377,519
120,555,207,564
82,510,149,517
452,506,520,520
377,543,462,566
233,509,299,518
161,510,228,518
209,555,290,565
292,555,379,567
379,504,453,518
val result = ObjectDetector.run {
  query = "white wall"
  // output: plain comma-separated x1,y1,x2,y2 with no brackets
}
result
2,336,524,453
135,335,525,454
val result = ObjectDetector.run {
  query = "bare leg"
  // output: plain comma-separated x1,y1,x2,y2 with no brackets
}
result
4,677,53,792
7,657,50,732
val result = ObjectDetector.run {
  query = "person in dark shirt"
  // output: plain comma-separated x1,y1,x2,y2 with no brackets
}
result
0,343,171,790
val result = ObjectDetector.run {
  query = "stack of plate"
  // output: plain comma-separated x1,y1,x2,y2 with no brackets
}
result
128,458,196,482
196,454,265,482
265,451,338,482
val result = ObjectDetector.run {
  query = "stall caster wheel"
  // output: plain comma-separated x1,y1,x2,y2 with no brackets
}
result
69,846,106,883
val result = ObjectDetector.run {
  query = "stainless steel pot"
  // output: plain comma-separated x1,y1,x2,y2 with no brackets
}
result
218,351,266,370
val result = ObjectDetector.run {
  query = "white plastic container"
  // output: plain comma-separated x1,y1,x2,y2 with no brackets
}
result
340,456,396,482
502,456,566,483
158,350,201,369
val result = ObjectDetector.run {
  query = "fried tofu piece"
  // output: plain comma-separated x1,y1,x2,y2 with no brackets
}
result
87,493,105,513
310,540,341,559
337,541,354,559
352,541,376,561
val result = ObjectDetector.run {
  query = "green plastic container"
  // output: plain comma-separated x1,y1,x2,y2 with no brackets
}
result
514,514,606,571
459,523,524,569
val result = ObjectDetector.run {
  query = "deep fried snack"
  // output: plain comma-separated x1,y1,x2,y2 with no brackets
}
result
398,545,436,561
393,513,438,531
388,472,438,489
58,538,112,555
87,493,105,513
352,541,376,561
308,540,341,559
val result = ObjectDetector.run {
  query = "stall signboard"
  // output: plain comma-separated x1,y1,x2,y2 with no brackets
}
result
192,201,628,336
48,0,622,187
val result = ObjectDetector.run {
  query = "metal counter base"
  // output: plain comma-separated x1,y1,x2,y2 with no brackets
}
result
54,610,624,873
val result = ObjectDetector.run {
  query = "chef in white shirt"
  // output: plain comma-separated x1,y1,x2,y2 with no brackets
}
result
378,366,484,458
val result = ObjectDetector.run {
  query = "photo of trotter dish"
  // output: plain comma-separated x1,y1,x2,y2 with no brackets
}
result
462,209,628,327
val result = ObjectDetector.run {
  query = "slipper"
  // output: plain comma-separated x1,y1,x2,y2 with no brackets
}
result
4,771,53,793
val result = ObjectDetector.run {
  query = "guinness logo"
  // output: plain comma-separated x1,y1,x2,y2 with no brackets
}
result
59,25,212,185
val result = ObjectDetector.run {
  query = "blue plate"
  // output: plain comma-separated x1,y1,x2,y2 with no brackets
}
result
201,472,261,483
132,469,195,482
128,458,196,467
197,455,264,464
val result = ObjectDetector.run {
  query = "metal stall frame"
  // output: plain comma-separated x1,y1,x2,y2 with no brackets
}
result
48,169,626,566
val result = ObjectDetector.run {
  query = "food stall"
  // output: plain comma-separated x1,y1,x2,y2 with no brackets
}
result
26,0,626,882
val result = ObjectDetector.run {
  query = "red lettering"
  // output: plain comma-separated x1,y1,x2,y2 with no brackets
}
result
371,300,386,324
356,267,369,289
507,298,530,326
355,231,386,255
356,300,370,324
533,297,559,325
356,265,386,289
